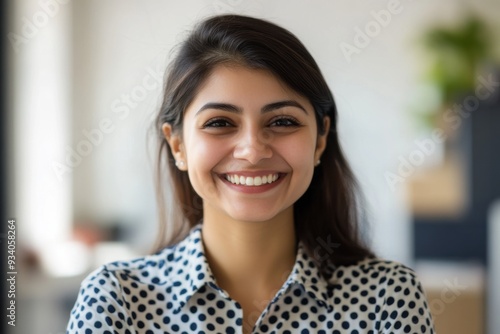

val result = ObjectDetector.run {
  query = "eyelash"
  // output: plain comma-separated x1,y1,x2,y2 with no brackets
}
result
202,116,301,128
269,116,301,127
202,117,233,128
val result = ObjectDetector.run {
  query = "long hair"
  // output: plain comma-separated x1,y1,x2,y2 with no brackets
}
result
153,14,374,278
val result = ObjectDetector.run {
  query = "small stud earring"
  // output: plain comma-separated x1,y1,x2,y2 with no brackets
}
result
175,160,185,168
315,159,321,166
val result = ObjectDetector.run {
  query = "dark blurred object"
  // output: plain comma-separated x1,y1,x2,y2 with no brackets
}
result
411,12,500,262
414,68,500,263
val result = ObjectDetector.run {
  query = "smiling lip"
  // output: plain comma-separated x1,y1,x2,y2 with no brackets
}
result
218,171,286,194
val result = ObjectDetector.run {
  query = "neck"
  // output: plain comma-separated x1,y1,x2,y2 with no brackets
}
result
201,207,297,296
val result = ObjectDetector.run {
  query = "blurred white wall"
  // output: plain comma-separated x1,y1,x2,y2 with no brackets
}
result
11,0,73,251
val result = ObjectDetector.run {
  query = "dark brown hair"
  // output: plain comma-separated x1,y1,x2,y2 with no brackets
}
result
154,14,374,278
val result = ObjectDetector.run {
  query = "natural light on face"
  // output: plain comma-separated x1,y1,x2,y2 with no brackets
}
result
180,65,326,223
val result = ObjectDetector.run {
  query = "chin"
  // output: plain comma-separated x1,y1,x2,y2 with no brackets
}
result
225,205,289,223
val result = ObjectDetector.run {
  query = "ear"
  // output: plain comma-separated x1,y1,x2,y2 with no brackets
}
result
162,123,187,171
314,116,330,163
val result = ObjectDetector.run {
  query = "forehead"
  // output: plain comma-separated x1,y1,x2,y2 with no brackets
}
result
186,64,314,112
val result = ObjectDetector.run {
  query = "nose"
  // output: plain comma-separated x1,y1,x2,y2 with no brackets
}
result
233,127,273,165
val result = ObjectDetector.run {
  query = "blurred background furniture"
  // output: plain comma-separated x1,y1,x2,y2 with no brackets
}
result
410,70,499,334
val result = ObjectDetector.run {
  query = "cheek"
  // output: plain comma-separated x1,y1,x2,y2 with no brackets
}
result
276,135,316,174
185,133,230,182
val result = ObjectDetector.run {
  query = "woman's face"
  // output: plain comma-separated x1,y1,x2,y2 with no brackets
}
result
164,65,329,223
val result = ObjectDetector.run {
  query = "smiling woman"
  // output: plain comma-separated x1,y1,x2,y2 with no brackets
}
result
66,14,435,334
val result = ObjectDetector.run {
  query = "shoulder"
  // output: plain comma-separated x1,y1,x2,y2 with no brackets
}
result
327,258,435,333
86,247,171,282
79,240,192,298
72,246,179,309
66,244,187,333
81,225,203,290
331,258,421,285
329,258,427,301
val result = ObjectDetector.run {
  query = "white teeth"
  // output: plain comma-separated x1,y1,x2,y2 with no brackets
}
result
254,176,262,186
225,173,280,186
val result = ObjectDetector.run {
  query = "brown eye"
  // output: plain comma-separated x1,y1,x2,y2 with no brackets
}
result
269,117,301,127
202,118,234,128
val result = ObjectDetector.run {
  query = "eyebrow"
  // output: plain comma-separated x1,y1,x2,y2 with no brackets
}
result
195,100,308,115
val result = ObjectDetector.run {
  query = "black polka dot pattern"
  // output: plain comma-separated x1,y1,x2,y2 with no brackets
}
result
66,224,435,333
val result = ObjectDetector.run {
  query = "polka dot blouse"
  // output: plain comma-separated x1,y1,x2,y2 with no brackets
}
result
67,224,435,333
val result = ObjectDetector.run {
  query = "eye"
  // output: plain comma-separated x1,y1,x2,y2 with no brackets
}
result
202,117,234,128
269,116,301,127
